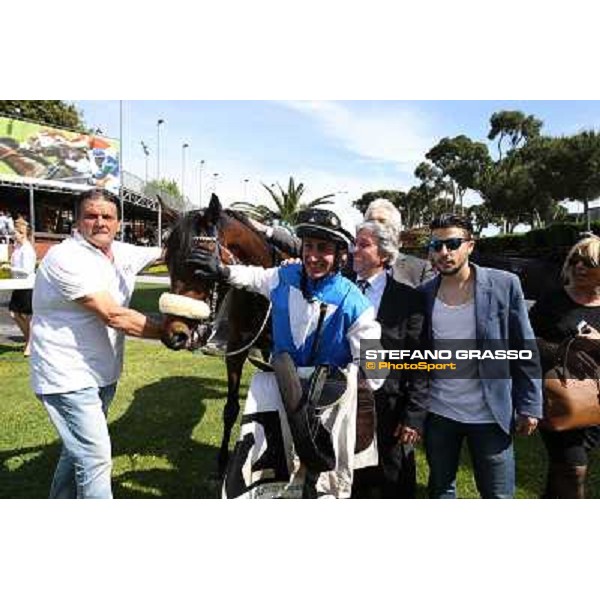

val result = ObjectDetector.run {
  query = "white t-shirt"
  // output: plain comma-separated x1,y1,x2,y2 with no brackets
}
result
0,214,8,235
428,298,495,424
10,240,36,279
30,233,161,394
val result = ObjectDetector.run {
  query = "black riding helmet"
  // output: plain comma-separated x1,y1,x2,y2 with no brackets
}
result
295,208,354,250
295,209,354,295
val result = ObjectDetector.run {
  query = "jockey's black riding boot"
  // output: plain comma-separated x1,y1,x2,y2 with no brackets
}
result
302,469,319,499
272,352,303,414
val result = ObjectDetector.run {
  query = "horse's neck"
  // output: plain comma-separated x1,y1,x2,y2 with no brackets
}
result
227,220,273,268
238,237,273,268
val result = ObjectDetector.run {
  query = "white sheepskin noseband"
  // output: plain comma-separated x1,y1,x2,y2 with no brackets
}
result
158,292,211,320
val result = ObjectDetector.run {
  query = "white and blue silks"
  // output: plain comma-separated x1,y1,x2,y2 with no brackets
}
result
229,263,380,369
222,264,383,499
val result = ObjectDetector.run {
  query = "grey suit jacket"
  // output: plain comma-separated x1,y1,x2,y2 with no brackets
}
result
392,253,435,288
419,263,543,434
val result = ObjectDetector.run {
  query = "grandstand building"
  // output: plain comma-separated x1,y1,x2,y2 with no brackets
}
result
0,114,182,258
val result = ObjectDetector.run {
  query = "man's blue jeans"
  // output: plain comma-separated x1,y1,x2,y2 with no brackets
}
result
39,384,117,499
425,413,515,499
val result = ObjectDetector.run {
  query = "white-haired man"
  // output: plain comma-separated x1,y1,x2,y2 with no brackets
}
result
351,219,428,498
365,198,434,288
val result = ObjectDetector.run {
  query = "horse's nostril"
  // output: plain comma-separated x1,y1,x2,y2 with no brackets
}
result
171,331,189,350
161,330,189,350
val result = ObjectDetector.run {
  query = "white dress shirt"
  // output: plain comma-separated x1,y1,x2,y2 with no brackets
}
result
356,269,387,314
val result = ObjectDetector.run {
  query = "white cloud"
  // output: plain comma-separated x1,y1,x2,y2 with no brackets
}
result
153,150,402,217
281,101,436,173
122,101,437,224
155,157,400,233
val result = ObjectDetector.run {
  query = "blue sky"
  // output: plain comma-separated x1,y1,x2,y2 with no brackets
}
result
74,100,600,229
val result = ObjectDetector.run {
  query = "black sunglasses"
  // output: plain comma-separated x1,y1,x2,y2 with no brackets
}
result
568,253,599,269
428,237,468,252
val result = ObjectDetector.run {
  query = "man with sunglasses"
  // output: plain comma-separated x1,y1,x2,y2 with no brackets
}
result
420,214,542,499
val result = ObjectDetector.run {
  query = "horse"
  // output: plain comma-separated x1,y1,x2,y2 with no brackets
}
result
161,194,285,477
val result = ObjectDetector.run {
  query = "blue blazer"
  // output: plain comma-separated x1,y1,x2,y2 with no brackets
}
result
419,264,543,434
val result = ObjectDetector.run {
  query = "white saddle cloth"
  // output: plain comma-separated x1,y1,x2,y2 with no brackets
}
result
222,364,377,499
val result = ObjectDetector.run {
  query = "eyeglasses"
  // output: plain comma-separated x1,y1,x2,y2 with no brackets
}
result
297,209,341,230
568,253,599,269
428,237,467,252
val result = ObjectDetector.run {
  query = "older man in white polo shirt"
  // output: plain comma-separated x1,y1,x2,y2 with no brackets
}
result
31,188,164,499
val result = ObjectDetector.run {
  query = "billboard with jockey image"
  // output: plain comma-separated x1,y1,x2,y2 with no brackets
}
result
0,116,120,193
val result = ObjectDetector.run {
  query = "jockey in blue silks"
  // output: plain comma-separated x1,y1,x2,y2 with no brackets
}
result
187,208,383,498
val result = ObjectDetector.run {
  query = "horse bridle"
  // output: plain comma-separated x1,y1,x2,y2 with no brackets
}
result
188,228,272,357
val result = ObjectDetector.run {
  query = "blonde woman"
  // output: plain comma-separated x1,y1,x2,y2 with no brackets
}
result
8,222,36,356
529,234,600,498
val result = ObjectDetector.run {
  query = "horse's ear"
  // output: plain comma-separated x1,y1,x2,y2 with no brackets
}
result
205,193,222,225
156,193,181,220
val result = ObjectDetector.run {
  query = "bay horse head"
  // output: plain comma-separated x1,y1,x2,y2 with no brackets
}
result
161,193,274,351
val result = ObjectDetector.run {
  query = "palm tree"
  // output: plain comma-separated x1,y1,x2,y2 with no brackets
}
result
231,176,335,224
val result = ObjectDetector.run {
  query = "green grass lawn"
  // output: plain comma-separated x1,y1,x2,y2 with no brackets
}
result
141,263,169,276
2,283,599,498
5,334,597,498
0,339,251,498
128,282,170,313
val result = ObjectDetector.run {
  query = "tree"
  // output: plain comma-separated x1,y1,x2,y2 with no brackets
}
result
408,187,453,228
231,176,334,224
477,160,546,232
146,178,182,199
474,111,561,231
529,131,600,230
0,100,86,131
425,135,491,213
487,110,542,160
352,190,407,214
466,203,504,236
145,178,190,213
414,160,456,210
402,187,427,228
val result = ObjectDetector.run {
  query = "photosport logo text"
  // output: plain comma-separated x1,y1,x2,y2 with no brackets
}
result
363,349,533,372
359,340,540,381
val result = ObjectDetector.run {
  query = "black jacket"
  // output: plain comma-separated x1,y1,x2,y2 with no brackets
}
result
375,274,429,433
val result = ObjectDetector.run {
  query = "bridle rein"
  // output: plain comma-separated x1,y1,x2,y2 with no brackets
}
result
186,223,272,357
